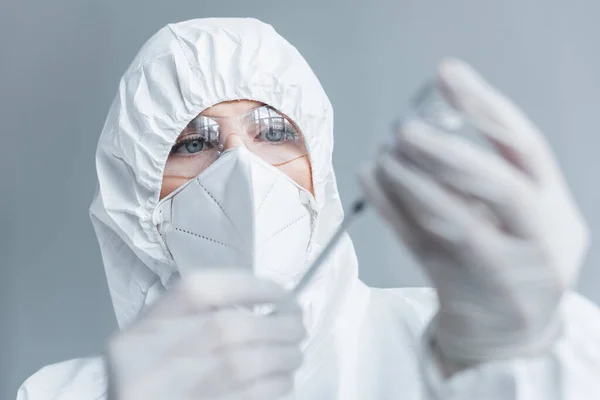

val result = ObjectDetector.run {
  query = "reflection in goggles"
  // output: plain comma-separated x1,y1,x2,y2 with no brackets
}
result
163,105,309,182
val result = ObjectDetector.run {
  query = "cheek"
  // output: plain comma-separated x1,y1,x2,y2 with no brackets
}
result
276,157,314,195
160,176,191,200
160,155,196,200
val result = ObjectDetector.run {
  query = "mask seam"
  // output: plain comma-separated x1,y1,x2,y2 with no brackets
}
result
174,227,248,255
256,179,277,217
260,213,310,247
196,180,244,241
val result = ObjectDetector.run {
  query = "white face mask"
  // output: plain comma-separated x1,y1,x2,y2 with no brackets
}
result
153,147,317,289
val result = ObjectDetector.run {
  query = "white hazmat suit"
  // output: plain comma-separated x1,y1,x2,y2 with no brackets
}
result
17,17,600,400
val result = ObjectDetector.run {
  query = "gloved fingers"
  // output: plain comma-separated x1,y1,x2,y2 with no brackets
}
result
145,268,286,319
396,120,539,238
436,58,557,183
189,345,302,398
116,343,298,400
167,308,306,357
359,161,423,249
116,354,223,400
215,374,294,400
373,149,498,249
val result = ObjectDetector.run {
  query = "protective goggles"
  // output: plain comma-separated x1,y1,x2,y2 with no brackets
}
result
168,105,308,174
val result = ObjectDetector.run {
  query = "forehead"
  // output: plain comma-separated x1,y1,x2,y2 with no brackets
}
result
200,99,265,118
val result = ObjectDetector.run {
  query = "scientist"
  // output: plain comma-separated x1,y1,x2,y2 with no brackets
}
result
17,17,600,400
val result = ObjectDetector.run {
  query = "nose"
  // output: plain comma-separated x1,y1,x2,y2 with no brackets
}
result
222,133,245,150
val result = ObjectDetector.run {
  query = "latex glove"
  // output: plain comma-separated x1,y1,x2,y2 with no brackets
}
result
105,269,305,400
361,59,589,364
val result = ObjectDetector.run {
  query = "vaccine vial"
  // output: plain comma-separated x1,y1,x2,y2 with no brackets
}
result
397,80,494,152
409,81,466,132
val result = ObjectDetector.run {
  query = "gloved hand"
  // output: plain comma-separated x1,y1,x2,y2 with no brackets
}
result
105,269,305,400
361,59,590,364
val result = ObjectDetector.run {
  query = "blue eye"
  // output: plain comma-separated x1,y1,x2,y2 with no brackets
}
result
264,128,285,142
259,126,299,143
171,138,208,155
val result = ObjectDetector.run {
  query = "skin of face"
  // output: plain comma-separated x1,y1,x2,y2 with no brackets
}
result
160,100,314,199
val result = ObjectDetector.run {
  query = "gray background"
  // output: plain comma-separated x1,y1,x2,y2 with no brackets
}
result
2,0,599,397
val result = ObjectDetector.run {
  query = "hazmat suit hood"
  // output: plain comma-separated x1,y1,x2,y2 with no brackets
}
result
89,17,360,332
